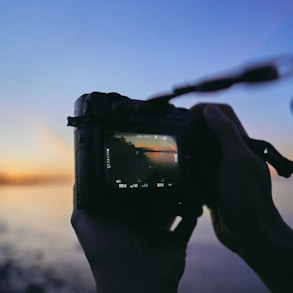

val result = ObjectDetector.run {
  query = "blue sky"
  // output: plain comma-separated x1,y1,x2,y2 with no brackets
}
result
0,0,293,181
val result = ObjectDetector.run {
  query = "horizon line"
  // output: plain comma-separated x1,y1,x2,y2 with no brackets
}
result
0,173,73,186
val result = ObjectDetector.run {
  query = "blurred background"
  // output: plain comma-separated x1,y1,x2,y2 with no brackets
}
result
0,1,292,292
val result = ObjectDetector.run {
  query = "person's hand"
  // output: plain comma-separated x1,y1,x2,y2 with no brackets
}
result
71,206,201,293
192,103,273,250
192,104,293,292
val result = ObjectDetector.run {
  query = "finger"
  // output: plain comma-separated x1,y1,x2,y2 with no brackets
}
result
71,209,100,259
217,105,247,136
203,105,248,156
191,103,248,136
71,209,109,248
71,208,87,235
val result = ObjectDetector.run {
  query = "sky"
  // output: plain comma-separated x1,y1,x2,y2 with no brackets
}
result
0,0,293,184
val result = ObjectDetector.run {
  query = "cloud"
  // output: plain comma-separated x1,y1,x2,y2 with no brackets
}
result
33,120,73,161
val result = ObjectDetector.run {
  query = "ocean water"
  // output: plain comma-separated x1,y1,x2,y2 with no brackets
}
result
0,179,292,292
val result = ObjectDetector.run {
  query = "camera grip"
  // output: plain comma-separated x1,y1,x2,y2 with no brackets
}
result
74,126,94,209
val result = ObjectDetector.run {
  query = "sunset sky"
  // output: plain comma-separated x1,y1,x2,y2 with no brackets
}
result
113,133,178,152
1,0,293,184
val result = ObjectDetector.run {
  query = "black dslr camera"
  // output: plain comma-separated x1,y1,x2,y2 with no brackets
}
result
67,92,219,216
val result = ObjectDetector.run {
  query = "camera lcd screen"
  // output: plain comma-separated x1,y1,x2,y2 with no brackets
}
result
104,131,180,189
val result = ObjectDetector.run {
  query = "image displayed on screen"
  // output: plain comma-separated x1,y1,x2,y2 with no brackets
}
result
105,131,180,189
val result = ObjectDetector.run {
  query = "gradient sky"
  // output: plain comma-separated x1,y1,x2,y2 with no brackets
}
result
1,0,293,183
114,133,178,152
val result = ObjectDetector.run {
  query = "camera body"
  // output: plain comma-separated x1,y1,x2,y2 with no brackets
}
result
68,92,219,216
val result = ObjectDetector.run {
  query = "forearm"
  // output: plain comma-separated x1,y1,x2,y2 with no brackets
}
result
237,210,293,292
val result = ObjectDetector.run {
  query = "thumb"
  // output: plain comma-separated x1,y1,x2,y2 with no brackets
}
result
204,105,247,156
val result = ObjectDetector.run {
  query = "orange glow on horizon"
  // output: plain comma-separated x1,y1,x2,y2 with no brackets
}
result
0,170,73,186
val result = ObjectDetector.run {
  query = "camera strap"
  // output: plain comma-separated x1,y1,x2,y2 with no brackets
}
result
243,136,293,178
67,114,94,127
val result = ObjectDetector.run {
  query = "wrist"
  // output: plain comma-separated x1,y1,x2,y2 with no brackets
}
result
236,208,293,292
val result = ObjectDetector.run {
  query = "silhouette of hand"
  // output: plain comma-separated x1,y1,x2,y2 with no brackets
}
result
192,103,273,250
191,104,293,292
72,206,201,293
